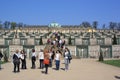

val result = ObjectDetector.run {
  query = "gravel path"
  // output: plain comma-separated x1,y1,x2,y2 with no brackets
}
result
0,59,120,80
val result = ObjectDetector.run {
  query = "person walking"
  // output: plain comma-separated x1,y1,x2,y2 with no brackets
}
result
0,50,3,70
20,50,27,69
55,50,61,70
49,50,53,67
64,48,70,71
13,49,21,73
31,49,36,69
38,49,44,69
44,50,50,74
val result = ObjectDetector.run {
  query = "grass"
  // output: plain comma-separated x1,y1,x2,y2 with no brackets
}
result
0,61,8,64
101,59,120,67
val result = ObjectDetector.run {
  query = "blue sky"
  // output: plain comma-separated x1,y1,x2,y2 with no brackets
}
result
0,0,120,28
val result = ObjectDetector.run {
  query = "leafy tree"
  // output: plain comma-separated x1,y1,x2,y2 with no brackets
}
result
11,22,16,29
99,52,104,61
81,21,91,28
3,50,9,62
68,37,72,45
113,34,117,45
39,37,43,45
92,21,98,29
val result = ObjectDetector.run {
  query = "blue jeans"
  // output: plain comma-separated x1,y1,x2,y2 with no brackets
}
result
55,60,60,70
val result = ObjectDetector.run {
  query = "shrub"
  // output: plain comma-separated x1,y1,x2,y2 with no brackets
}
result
99,52,104,61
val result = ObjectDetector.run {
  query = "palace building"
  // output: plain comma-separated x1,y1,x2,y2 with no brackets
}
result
0,22,120,60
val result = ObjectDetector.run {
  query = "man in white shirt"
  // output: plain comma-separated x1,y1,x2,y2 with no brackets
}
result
39,49,44,69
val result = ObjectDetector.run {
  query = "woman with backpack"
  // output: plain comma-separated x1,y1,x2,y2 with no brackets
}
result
64,48,72,71
13,49,21,73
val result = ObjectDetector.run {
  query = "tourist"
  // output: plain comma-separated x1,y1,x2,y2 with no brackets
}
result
31,49,36,69
67,48,72,63
51,50,55,61
44,50,50,74
59,39,62,48
47,38,51,44
64,48,70,71
13,49,21,73
38,49,44,69
20,49,27,69
0,50,3,70
49,50,53,67
55,50,61,70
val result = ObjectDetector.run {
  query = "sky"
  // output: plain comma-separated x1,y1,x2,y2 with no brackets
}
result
0,0,120,28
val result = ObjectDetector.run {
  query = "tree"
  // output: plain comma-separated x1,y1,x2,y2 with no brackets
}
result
0,21,3,29
4,21,10,29
109,22,117,29
102,24,106,29
18,22,23,29
11,22,16,29
117,22,120,30
113,34,117,45
39,37,43,45
81,21,91,28
3,50,9,62
92,21,98,29
68,37,72,45
99,52,104,61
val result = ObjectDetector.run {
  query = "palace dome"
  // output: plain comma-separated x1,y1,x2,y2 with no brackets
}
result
48,22,61,28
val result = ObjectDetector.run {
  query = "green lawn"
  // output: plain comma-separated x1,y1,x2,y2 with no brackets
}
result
0,61,7,64
101,59,120,67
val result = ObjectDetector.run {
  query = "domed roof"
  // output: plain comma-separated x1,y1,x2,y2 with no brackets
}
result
48,22,61,28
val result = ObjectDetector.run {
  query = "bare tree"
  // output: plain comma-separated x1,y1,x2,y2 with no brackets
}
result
4,21,10,29
92,21,98,29
0,21,3,29
102,24,106,29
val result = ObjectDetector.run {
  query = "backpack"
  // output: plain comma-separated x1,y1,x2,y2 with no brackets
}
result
13,54,20,64
68,52,72,60
43,59,49,64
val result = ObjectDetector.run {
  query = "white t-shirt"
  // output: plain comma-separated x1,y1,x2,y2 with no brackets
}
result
65,51,69,59
59,40,62,44
55,53,60,60
32,52,36,57
39,52,44,59
49,52,52,59
53,40,56,45
20,54,24,60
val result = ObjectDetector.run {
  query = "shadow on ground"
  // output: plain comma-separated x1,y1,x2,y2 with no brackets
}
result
115,76,120,79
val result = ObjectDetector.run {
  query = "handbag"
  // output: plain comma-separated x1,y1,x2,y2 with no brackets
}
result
43,59,49,64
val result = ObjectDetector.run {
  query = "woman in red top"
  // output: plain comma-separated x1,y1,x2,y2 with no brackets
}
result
44,50,50,74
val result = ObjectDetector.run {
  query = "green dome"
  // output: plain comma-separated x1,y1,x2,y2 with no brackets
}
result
48,22,61,28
